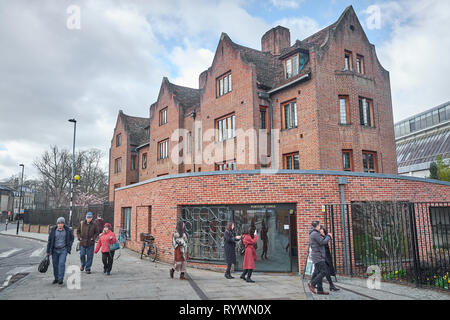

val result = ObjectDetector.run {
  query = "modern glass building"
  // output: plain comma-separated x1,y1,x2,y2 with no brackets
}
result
395,101,450,178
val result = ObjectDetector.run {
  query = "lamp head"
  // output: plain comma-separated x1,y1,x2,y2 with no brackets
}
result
68,119,77,123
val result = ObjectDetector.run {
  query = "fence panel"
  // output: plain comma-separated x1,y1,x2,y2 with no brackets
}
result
324,202,449,291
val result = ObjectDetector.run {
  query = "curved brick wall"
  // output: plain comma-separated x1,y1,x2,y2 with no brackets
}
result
113,170,450,272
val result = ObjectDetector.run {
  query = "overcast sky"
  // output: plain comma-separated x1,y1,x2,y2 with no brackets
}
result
1,0,449,180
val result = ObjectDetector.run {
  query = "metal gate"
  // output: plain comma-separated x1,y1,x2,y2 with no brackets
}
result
324,202,449,291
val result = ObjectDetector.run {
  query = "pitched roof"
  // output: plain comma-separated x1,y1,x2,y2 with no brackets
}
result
119,111,149,146
164,78,201,109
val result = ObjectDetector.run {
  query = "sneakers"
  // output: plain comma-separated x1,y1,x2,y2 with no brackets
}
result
86,270,91,274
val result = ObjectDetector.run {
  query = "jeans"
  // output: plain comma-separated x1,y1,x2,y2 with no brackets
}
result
52,248,68,281
310,261,330,292
80,245,95,271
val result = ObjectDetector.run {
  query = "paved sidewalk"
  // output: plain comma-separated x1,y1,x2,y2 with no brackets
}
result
2,230,449,300
0,230,307,300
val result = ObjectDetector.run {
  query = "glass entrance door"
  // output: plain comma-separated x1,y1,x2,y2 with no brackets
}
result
233,204,296,272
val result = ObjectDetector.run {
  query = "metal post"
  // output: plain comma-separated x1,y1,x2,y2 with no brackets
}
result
191,111,196,172
68,119,77,228
338,177,349,274
16,164,24,235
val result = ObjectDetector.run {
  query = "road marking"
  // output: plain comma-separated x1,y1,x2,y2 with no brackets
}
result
0,248,22,258
30,247,45,257
7,266,33,275
1,275,12,289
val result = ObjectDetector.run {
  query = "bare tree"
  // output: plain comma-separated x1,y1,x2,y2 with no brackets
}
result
33,146,72,208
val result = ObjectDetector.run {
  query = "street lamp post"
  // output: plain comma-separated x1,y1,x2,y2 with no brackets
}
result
68,118,77,228
16,164,24,235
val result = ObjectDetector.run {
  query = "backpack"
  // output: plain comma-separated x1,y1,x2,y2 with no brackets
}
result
238,235,246,255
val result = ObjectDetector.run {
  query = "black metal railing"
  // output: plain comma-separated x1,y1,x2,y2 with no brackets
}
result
22,202,115,230
324,202,449,291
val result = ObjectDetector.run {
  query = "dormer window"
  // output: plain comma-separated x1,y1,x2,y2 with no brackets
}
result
344,50,353,71
284,52,309,79
144,126,150,140
217,72,232,98
116,133,121,147
356,55,365,74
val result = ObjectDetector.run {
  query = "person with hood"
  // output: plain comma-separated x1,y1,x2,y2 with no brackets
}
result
240,225,258,283
311,226,339,292
223,221,241,279
308,220,333,295
46,217,74,285
76,212,99,274
170,221,189,280
94,223,117,275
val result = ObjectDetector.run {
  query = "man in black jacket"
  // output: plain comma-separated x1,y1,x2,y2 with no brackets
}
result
308,221,332,295
76,212,99,274
46,217,74,285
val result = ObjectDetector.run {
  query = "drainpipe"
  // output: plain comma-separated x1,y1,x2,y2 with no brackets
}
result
191,111,196,172
258,92,275,169
338,177,349,274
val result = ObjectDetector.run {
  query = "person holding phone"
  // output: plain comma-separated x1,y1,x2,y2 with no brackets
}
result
240,225,258,283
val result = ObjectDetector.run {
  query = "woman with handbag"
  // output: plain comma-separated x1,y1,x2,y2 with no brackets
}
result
240,225,258,283
170,221,189,280
94,223,117,275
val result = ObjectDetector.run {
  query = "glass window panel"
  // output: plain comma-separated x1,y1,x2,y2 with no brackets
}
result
340,98,348,124
292,55,299,76
425,112,432,127
228,74,232,92
362,99,368,126
219,78,223,96
439,107,446,122
420,114,426,129
218,120,222,141
227,117,232,139
260,109,266,129
432,110,439,125
232,115,236,137
286,156,292,170
343,152,350,170
446,105,450,120
284,104,290,129
415,117,421,131
292,103,298,127
286,59,292,78
345,55,350,70
409,119,415,132
293,155,299,170
224,75,228,94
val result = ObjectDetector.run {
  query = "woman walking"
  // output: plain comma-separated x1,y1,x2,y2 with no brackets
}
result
170,221,189,280
94,223,117,275
240,225,258,283
260,220,268,260
223,222,241,279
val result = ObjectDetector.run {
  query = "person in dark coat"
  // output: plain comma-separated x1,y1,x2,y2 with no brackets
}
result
240,225,258,283
311,226,339,291
223,222,241,279
308,220,332,295
46,217,74,285
260,220,268,260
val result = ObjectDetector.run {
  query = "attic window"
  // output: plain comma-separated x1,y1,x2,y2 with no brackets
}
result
216,72,232,98
159,107,168,126
350,25,355,31
284,52,309,79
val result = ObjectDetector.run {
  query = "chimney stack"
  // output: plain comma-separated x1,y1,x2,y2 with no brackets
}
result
261,26,291,55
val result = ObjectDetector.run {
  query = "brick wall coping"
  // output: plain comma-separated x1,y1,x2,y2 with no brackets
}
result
115,169,450,191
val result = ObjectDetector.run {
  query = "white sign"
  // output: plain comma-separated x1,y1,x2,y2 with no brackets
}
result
284,225,289,230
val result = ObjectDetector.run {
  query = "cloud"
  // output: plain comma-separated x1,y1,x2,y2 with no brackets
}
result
273,17,321,42
270,0,303,9
373,0,450,121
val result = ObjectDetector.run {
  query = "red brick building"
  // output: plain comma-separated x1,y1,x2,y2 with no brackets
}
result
108,7,449,275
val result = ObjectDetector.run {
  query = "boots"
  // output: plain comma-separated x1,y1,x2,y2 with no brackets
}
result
170,268,174,279
246,270,255,283
240,270,248,280
329,283,340,291
180,272,188,280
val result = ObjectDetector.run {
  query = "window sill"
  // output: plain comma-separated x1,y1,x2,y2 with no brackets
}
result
281,126,298,132
216,91,232,99
339,123,352,127
360,125,376,129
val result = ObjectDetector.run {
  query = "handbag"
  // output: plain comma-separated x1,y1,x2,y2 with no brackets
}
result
38,256,50,273
109,241,120,252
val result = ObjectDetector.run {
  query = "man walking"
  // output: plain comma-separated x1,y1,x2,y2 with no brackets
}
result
76,212,99,274
46,217,74,285
308,220,332,295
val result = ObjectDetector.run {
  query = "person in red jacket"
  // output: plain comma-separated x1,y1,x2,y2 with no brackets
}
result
94,223,117,275
240,225,258,283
